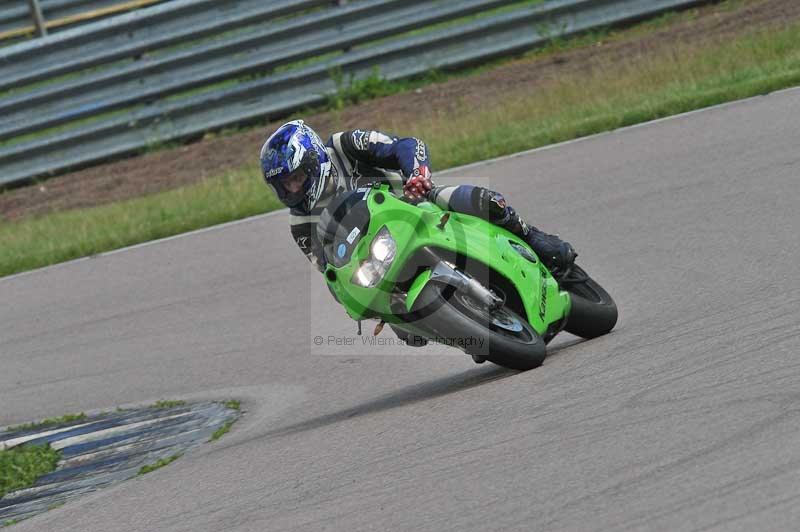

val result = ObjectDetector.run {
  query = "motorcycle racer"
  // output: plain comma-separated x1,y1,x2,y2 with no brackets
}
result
259,119,576,277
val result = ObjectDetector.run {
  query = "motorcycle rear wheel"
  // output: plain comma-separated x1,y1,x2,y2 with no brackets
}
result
411,282,546,371
561,265,618,339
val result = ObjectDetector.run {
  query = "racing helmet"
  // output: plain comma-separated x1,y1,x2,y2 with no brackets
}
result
260,120,331,210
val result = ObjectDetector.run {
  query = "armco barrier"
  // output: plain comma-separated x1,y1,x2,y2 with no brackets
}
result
0,0,710,187
0,0,509,139
0,0,165,41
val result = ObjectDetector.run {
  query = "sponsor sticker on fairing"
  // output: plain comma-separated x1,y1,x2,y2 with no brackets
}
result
346,227,361,244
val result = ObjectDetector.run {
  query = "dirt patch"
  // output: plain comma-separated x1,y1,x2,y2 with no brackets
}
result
1,0,798,222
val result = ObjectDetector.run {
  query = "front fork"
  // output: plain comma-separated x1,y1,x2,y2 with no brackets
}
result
404,247,501,312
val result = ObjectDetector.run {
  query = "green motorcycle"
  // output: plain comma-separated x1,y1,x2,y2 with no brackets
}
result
318,184,617,370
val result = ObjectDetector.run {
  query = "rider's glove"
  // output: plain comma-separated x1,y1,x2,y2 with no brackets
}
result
403,165,433,201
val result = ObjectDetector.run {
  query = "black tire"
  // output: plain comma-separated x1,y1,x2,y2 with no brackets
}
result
411,282,546,371
562,265,618,339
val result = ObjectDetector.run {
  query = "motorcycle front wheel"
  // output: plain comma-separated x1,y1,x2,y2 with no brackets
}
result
411,281,546,371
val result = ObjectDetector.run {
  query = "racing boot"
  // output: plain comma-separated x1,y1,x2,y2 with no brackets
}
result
525,225,577,279
479,189,577,278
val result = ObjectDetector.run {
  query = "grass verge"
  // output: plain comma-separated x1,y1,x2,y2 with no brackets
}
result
0,168,280,277
209,420,236,442
0,444,61,499
137,454,181,475
223,399,241,411
1,15,800,277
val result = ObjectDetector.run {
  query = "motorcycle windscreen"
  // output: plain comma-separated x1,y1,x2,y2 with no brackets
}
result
316,188,372,268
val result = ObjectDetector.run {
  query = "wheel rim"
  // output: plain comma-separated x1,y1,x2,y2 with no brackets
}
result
452,291,524,333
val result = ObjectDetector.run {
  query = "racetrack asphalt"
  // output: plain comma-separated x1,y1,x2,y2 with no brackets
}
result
1,86,799,532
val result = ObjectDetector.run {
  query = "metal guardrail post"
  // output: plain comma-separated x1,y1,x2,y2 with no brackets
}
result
333,0,350,52
26,0,47,37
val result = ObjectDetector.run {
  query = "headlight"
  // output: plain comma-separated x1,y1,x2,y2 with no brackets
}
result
371,228,396,262
352,227,396,287
354,261,382,287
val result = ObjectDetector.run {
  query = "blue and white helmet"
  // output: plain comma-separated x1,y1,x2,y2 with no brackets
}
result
260,120,331,211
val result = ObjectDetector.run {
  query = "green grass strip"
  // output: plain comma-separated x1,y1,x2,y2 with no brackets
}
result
137,454,181,475
0,444,61,499
209,420,236,442
1,17,799,278
223,399,241,411
0,169,280,277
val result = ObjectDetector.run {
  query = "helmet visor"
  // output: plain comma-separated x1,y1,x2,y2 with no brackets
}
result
279,168,309,194
272,167,308,207
264,149,321,208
